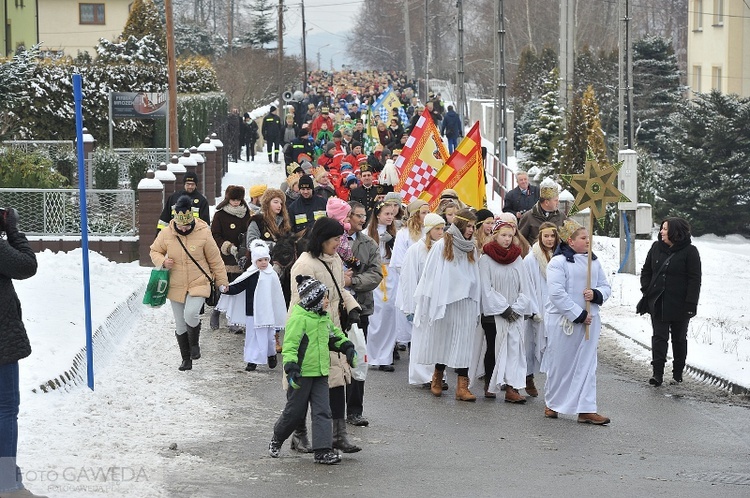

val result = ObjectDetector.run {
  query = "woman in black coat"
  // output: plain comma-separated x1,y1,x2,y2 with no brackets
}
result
639,217,701,386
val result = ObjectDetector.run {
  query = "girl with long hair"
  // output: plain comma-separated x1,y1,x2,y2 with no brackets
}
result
413,208,481,401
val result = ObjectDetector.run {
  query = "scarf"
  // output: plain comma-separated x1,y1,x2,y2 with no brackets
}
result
222,204,248,219
483,240,521,265
446,223,476,254
554,243,598,263
532,243,551,279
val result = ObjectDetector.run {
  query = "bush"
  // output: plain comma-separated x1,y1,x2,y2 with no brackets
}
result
128,151,151,191
0,148,69,188
92,148,121,189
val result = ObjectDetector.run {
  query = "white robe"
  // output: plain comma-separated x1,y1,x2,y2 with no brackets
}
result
390,228,418,344
523,248,550,375
396,239,438,385
413,238,481,368
367,226,401,366
543,251,611,415
468,253,533,392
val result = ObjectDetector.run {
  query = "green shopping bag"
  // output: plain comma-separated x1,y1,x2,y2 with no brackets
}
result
143,267,170,307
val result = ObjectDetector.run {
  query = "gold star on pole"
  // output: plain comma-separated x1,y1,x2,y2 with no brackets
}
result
562,149,630,224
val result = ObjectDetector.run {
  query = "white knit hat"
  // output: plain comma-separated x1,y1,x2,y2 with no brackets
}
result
422,212,446,236
250,240,270,263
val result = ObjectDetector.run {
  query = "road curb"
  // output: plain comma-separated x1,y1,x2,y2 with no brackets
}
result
603,322,750,396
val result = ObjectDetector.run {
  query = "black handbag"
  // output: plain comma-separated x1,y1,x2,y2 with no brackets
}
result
176,236,221,306
319,258,351,331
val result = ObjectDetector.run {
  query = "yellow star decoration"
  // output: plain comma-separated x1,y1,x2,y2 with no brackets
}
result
562,151,630,223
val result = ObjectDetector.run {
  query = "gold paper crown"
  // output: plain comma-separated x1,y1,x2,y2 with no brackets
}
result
539,178,560,200
558,218,583,242
174,209,194,226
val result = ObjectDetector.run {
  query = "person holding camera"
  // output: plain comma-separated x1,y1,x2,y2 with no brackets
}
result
0,208,47,498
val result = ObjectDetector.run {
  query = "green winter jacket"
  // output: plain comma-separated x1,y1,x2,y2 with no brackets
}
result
283,304,352,377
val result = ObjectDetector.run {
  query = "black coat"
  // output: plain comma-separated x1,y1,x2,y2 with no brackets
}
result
502,185,540,218
640,239,702,321
225,271,261,316
262,112,282,141
0,229,38,365
440,110,462,138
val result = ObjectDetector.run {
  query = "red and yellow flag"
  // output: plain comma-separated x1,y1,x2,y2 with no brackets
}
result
393,109,448,202
420,121,485,210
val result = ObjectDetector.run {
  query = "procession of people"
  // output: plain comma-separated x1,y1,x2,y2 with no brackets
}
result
145,72,701,467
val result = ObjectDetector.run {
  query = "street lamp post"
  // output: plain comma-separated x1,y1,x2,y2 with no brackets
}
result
317,44,330,70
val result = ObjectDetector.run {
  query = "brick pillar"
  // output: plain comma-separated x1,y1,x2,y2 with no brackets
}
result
210,133,224,198
190,146,205,195
198,137,217,206
81,127,96,189
179,147,197,181
155,162,176,200
137,170,165,266
167,154,186,188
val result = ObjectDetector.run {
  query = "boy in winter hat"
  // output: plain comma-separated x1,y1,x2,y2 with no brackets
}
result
268,275,359,465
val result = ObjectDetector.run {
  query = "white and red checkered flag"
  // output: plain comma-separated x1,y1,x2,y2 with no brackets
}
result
400,160,437,203
394,109,448,201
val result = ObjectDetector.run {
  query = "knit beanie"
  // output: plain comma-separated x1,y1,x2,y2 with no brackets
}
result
326,197,352,224
183,172,199,185
345,174,359,188
325,142,337,154
249,184,267,198
296,275,327,313
298,175,314,190
250,240,270,264
406,199,428,216
474,208,494,227
173,195,194,225
422,213,446,236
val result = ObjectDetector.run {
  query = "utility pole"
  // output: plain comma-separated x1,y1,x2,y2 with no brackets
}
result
227,0,234,52
424,0,429,102
618,0,637,274
301,0,308,94
277,0,284,114
559,0,576,117
456,0,468,126
403,0,414,79
494,0,507,167
165,0,178,152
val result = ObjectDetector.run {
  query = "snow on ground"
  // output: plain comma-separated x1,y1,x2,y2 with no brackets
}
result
10,150,750,496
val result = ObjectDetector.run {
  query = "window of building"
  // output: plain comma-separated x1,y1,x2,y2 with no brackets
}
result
713,0,724,25
712,66,722,91
693,0,703,31
80,3,105,25
15,0,26,8
693,66,702,93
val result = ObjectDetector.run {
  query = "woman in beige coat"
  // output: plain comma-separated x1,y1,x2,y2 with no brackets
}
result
150,195,228,371
289,217,362,454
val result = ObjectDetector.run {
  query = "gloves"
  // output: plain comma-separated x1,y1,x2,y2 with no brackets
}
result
500,307,521,322
1,208,19,234
284,363,301,389
406,313,414,323
347,308,361,327
686,303,697,317
345,347,358,368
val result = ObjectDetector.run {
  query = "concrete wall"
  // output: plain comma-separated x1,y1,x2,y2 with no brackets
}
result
3,0,38,56
468,99,514,158
38,0,131,56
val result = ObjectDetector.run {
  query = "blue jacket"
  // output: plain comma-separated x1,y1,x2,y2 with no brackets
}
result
441,110,463,138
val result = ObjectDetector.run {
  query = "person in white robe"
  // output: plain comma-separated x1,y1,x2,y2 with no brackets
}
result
471,219,533,403
543,219,612,425
395,213,446,387
413,209,481,401
365,200,401,371
218,241,287,371
522,221,560,397
390,200,430,346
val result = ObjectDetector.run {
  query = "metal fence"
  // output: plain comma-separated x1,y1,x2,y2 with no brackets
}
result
4,140,75,157
0,188,137,236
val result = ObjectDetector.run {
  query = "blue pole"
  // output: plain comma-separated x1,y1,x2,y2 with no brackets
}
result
73,74,95,391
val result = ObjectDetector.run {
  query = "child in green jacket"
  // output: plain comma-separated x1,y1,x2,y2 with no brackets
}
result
268,275,357,464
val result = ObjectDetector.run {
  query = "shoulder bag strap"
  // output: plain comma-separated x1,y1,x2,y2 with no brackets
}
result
645,252,675,292
175,236,215,286
319,258,345,303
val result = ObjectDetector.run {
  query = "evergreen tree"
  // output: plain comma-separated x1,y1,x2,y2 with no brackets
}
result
632,36,682,162
243,0,277,48
519,68,563,179
574,46,618,155
0,46,39,139
661,90,750,236
512,46,557,117
561,86,607,176
122,0,167,55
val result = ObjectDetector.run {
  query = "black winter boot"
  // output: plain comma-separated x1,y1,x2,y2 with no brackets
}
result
332,418,361,453
290,427,312,453
209,309,220,330
649,360,664,386
187,323,201,360
313,448,341,465
176,332,192,371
